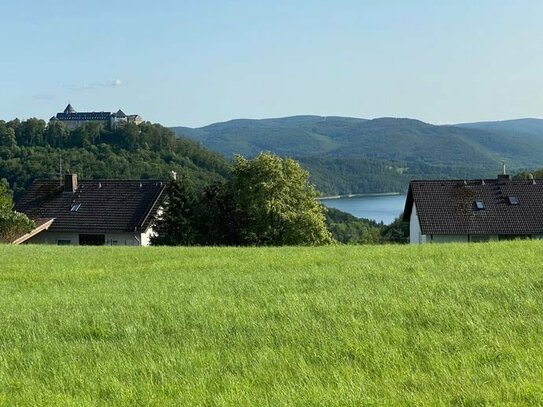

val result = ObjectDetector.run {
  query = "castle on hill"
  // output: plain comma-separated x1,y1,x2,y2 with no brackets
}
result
50,104,143,130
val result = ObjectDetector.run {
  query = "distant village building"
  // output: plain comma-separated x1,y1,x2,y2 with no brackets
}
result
403,173,543,244
13,174,166,246
50,104,143,130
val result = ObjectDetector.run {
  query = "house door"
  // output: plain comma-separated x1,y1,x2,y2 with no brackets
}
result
79,234,106,246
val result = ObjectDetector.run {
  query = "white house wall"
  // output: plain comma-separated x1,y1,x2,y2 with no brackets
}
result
25,231,150,246
430,235,469,243
409,203,427,244
140,228,155,247
411,232,543,244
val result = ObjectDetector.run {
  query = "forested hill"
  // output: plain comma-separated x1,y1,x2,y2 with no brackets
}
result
172,116,543,167
456,118,543,137
0,119,230,199
172,116,543,195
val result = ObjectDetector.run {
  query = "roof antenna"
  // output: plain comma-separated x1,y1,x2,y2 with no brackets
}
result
59,157,63,186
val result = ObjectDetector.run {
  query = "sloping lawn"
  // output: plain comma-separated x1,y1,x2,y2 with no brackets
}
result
1,242,542,406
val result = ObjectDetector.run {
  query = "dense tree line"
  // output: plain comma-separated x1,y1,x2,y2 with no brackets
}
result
0,119,230,199
152,153,333,246
514,169,543,180
173,115,522,195
299,156,495,195
0,118,409,245
325,208,408,244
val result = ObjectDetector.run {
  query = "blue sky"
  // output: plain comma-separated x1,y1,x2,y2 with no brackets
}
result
1,1,542,127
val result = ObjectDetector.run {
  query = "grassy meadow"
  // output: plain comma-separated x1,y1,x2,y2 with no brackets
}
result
1,242,543,405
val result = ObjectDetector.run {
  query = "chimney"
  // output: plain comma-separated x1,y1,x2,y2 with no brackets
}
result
497,160,511,182
64,174,78,193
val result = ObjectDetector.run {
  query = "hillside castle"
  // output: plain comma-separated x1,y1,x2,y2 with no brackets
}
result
50,104,143,130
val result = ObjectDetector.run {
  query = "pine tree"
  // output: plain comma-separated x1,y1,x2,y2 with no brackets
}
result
151,175,197,245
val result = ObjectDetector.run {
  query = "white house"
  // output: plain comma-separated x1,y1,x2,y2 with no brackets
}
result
403,174,543,244
14,174,166,246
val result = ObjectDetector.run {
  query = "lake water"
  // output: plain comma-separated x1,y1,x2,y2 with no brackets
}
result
320,194,407,224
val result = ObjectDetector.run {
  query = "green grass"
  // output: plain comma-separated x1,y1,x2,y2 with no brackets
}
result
1,242,543,406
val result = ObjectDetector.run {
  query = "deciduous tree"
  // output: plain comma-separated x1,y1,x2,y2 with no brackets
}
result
230,153,334,246
0,181,34,243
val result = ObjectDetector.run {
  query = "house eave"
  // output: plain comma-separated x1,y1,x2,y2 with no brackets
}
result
11,218,55,245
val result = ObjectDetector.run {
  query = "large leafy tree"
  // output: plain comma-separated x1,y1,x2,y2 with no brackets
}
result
230,153,334,246
152,153,334,246
0,180,34,243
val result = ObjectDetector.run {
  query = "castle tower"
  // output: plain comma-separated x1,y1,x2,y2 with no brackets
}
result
63,103,76,114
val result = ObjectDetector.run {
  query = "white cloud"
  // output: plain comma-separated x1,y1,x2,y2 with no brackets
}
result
64,79,124,91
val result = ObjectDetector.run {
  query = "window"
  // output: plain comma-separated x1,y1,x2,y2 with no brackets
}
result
499,235,530,241
57,239,71,245
70,203,81,212
79,234,106,246
474,200,485,210
508,196,519,205
470,235,490,243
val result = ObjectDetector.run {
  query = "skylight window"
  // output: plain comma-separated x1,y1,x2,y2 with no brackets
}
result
474,200,485,210
70,203,81,212
508,196,519,205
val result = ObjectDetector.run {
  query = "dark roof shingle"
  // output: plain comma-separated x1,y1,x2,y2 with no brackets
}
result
403,178,543,235
15,180,167,233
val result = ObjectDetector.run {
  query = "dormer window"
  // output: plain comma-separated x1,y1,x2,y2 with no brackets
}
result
474,200,485,210
508,196,519,205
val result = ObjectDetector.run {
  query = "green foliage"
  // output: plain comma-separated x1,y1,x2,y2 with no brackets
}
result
173,115,543,195
514,167,543,180
195,181,239,245
325,207,383,244
153,153,334,246
380,214,409,244
2,242,543,405
230,153,333,246
16,118,47,146
299,157,493,195
325,209,408,245
151,175,197,246
0,182,33,243
457,118,543,137
0,119,231,199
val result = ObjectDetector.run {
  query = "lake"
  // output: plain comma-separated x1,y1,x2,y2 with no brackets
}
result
320,194,407,224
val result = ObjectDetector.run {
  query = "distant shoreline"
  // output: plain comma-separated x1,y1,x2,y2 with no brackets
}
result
318,192,402,200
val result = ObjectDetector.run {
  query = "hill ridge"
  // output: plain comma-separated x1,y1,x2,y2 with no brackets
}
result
170,115,543,195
